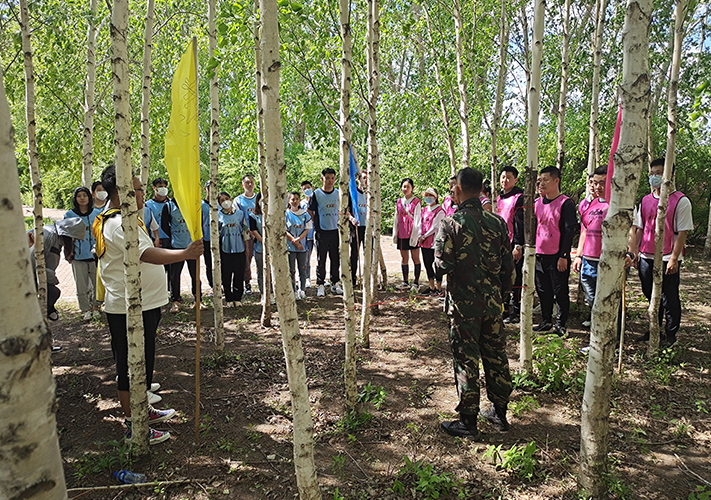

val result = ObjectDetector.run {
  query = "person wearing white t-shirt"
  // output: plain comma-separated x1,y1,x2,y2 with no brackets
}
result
629,158,693,346
97,166,203,444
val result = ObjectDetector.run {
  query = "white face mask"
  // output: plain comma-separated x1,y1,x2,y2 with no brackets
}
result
95,191,109,201
156,187,169,197
221,200,232,210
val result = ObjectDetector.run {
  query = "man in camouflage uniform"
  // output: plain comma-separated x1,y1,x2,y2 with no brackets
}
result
435,167,514,439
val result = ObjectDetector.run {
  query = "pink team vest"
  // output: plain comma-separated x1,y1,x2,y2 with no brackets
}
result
420,205,444,249
578,198,591,217
497,192,522,242
535,195,569,255
581,198,608,259
442,195,456,216
480,195,492,207
640,191,685,256
397,197,420,239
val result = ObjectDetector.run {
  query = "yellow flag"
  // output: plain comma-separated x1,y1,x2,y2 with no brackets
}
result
164,37,202,240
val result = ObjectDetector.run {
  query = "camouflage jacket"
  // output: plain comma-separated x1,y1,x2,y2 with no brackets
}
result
434,196,514,319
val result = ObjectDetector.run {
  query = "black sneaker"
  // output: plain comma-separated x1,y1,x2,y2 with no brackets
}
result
479,405,509,432
441,419,481,439
660,335,677,348
533,322,553,332
245,283,252,295
552,325,568,337
503,314,520,324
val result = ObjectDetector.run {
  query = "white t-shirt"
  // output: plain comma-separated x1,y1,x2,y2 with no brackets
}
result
100,214,169,314
633,193,693,261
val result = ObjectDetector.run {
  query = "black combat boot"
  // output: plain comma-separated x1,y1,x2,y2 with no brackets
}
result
480,404,510,432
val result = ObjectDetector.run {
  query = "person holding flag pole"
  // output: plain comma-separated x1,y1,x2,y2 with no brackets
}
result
164,37,205,441
347,147,367,288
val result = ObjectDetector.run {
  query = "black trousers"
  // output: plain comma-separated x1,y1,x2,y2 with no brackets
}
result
316,229,340,285
221,250,246,302
169,258,198,302
203,244,213,288
108,307,161,391
349,225,366,285
421,247,440,282
160,237,172,294
535,254,570,327
507,257,524,316
639,258,681,339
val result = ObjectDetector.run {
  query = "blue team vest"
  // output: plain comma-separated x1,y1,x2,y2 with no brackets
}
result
218,209,246,254
167,201,192,249
356,190,367,226
145,199,169,239
286,210,311,252
64,208,100,260
250,213,264,253
201,200,211,242
314,188,339,231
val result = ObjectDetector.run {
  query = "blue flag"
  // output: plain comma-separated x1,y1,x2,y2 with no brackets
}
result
349,146,360,221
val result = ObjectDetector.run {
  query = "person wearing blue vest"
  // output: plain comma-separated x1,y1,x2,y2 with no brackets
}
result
145,178,172,292
162,198,203,313
287,191,312,299
233,174,258,295
308,168,343,297
300,180,315,288
64,186,102,320
348,171,368,287
219,192,248,307
202,182,213,290
249,193,266,294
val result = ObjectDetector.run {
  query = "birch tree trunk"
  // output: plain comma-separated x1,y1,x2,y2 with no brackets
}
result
579,0,651,495
556,0,570,173
338,0,358,412
82,0,99,188
360,0,380,349
208,0,225,349
453,0,470,169
0,64,68,500
646,37,673,165
19,0,47,318
520,0,545,373
491,0,509,199
112,0,149,455
587,0,609,175
648,0,687,357
520,2,531,117
260,1,320,497
255,0,272,326
139,0,155,186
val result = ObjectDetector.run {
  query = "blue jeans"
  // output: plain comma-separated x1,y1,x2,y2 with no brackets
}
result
580,257,599,307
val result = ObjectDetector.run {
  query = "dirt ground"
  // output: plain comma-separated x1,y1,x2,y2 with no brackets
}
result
49,240,711,500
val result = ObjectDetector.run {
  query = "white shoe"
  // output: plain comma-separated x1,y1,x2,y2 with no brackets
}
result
317,285,325,297
331,283,344,295
147,390,162,405
296,290,303,300
82,311,93,321
150,383,161,392
298,290,306,300
270,296,276,305
582,320,591,328
305,279,311,289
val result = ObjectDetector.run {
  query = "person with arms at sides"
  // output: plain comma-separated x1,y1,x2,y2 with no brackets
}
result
417,187,445,295
95,165,203,444
480,180,493,212
201,181,214,292
533,166,577,337
348,171,368,287
92,181,109,212
393,177,422,290
497,166,525,324
442,176,458,216
218,192,248,307
435,167,514,439
286,191,312,299
629,158,693,347
145,178,172,290
249,193,266,295
308,168,343,297
64,186,102,320
300,180,315,288
233,174,258,295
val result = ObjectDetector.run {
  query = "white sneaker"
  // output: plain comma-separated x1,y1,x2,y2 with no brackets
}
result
317,285,326,297
582,320,591,328
305,279,311,289
82,311,93,321
147,390,162,405
296,290,303,300
299,290,306,300
150,383,161,392
331,283,344,295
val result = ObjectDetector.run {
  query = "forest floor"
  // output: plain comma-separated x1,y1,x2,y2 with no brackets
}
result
50,245,711,500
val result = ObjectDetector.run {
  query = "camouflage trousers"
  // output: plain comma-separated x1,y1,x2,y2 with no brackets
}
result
448,314,512,417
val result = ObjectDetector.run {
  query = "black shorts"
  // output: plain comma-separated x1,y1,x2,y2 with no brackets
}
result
397,238,418,251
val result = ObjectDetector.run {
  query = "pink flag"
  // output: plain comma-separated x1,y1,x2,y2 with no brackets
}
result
604,103,623,202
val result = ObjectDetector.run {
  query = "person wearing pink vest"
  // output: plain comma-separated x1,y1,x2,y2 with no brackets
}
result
442,177,458,216
533,166,577,336
497,166,525,323
417,187,446,295
630,158,693,346
392,178,422,288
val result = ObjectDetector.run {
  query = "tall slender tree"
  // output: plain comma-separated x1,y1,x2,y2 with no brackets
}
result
139,0,155,186
0,63,68,500
579,0,652,495
556,0,571,173
453,0,470,168
491,0,509,195
82,0,99,188
587,0,609,175
260,1,320,497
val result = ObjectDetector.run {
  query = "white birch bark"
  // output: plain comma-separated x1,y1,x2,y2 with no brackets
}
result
360,0,380,348
208,0,225,349
587,0,609,175
0,63,68,500
556,0,570,173
580,0,652,495
453,0,470,169
338,0,358,412
82,0,99,188
139,0,155,186
491,0,509,200
520,2,531,118
255,0,272,326
520,0,545,373
648,0,687,357
260,1,320,497
19,0,47,318
112,0,149,455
